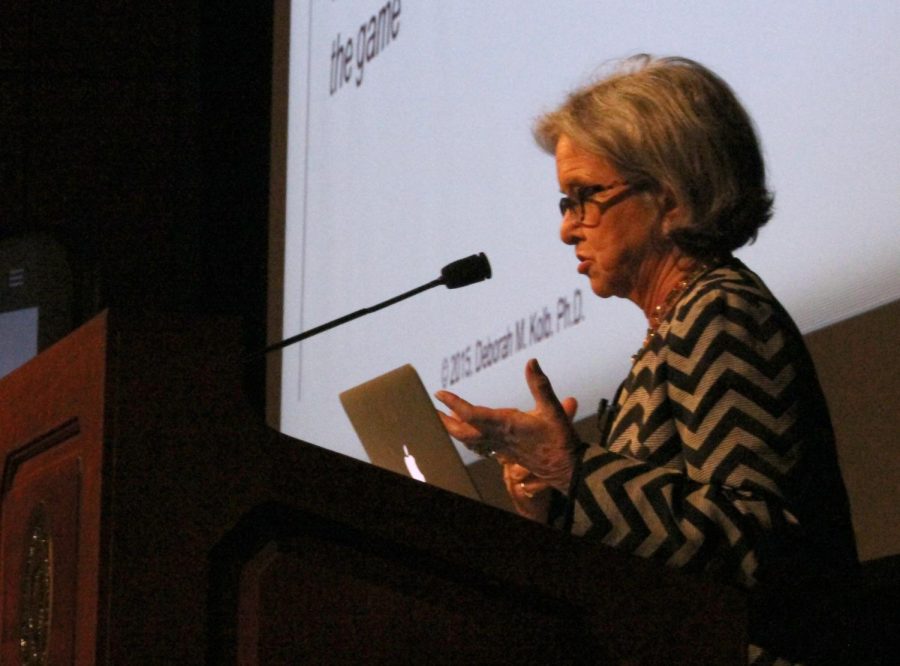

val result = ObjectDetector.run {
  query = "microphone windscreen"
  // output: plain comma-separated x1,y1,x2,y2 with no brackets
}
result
441,253,492,289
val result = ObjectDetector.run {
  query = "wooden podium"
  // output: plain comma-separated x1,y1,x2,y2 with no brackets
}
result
0,311,745,664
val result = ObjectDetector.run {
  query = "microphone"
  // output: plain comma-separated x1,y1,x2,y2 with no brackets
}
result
249,253,492,358
440,252,492,288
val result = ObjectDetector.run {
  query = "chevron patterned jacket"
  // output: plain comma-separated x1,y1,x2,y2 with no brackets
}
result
567,259,857,592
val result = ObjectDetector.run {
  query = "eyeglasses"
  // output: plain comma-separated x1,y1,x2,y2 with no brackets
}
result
559,181,633,226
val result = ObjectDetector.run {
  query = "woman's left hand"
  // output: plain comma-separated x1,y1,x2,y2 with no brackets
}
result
500,456,554,521
435,358,580,493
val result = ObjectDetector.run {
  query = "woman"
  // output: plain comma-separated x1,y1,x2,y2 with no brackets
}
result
436,55,858,664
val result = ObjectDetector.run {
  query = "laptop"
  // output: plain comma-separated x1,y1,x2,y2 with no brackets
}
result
339,364,511,510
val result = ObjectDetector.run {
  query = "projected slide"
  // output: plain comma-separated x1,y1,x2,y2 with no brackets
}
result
277,1,900,461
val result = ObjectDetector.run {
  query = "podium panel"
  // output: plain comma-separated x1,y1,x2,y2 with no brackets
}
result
2,445,81,665
0,311,746,664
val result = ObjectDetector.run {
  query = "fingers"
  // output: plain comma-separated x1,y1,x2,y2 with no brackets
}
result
504,462,531,484
503,462,552,521
435,367,576,470
435,392,512,458
434,391,485,440
439,361,569,422
504,463,550,495
518,478,551,498
561,396,578,421
525,359,567,419
434,390,469,417
435,390,495,431
435,390,516,441
435,409,483,442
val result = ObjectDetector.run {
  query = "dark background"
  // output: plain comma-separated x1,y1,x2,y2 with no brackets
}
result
0,1,273,385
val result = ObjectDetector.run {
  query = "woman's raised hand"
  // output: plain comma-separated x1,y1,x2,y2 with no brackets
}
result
435,359,580,494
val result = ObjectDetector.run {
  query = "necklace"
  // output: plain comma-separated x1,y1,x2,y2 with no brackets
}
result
632,263,708,361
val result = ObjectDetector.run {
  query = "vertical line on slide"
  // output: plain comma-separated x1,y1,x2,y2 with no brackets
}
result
297,0,315,400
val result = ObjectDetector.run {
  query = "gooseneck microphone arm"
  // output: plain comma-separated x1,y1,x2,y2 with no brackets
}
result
248,252,491,359
254,278,442,358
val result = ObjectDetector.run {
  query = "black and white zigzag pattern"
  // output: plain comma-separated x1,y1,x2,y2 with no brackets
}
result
570,261,822,588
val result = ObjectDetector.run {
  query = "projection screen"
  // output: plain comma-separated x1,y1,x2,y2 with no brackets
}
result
270,1,900,463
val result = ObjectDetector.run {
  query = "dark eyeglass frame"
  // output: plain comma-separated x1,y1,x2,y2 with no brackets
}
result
559,180,633,225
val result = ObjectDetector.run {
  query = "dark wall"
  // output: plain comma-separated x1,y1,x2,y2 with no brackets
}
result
805,298,900,562
0,1,272,357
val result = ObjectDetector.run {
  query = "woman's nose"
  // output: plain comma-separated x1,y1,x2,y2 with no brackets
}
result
560,212,579,245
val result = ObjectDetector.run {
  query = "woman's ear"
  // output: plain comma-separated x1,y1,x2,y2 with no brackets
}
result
657,185,682,237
